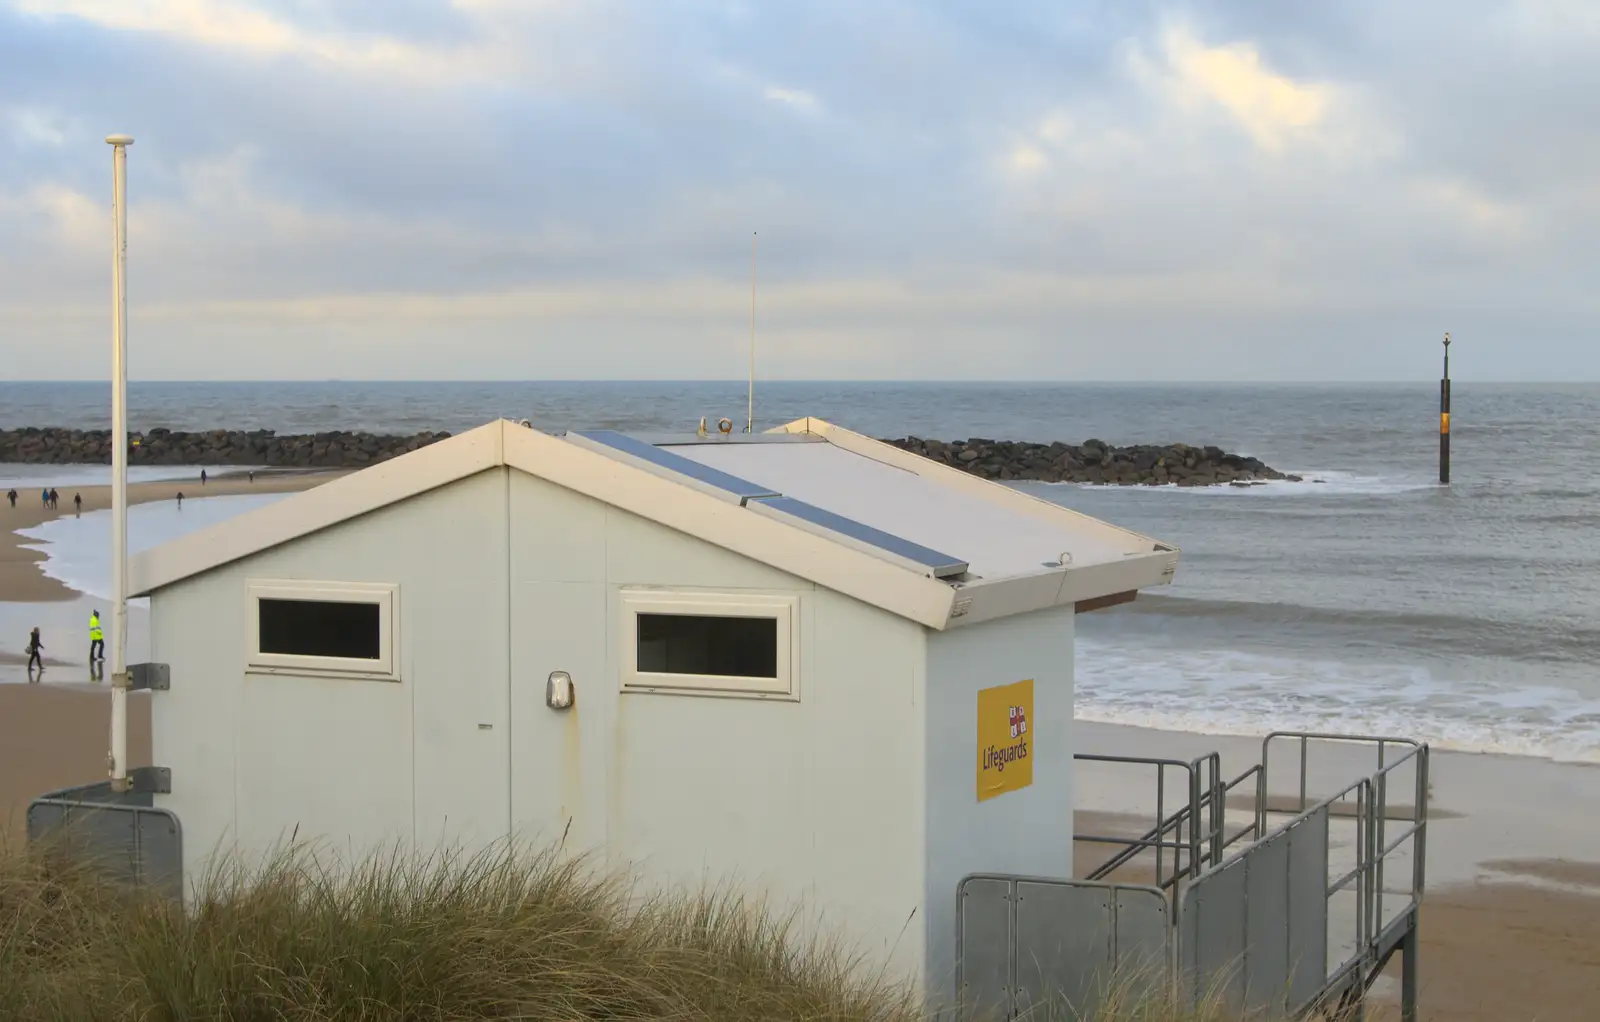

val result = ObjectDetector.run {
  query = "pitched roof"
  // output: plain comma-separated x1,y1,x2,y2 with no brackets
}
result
129,418,1179,629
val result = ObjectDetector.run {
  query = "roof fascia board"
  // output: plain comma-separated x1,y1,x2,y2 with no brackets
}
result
771,417,1177,557
129,421,508,596
506,425,956,629
943,549,1178,629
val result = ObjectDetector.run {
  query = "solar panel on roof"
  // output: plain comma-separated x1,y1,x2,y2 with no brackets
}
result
567,429,969,579
568,430,780,502
749,495,969,579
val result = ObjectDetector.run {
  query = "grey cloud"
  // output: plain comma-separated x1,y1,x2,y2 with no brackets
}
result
1,1,1597,380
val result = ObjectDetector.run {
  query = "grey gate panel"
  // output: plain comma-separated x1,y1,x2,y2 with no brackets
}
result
1180,858,1248,1012
136,809,185,902
1179,801,1335,1017
1243,830,1291,1015
27,784,184,901
957,876,1013,1019
1014,881,1112,1019
1286,805,1331,1011
1114,887,1172,981
958,876,1169,1021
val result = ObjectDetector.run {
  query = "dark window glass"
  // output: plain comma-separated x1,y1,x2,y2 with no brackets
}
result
636,614,777,678
258,599,381,660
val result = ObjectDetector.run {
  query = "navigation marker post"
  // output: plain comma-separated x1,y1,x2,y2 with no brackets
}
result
1440,333,1451,486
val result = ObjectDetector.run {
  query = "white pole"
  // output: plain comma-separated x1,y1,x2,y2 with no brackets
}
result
746,231,756,433
106,133,133,792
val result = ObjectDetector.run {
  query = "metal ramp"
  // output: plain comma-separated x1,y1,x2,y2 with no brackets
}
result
957,732,1428,1020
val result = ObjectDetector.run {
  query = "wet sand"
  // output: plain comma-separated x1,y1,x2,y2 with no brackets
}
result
0,683,150,842
1,468,345,603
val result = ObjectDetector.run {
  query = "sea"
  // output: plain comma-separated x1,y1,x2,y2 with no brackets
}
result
3,380,1598,764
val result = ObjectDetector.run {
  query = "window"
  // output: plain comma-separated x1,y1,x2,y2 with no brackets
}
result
621,590,798,699
637,614,777,678
247,580,398,681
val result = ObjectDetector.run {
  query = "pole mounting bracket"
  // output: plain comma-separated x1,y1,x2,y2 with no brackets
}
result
126,662,170,691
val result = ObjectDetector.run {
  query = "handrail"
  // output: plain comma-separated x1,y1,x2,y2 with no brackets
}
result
1074,754,1209,894
1076,753,1268,904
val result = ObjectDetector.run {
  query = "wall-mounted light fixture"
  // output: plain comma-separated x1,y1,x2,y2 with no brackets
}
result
546,671,574,710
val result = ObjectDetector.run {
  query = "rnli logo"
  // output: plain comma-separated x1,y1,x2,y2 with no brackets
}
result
1009,705,1027,739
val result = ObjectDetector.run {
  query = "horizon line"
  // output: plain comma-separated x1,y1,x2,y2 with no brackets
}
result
2,378,1588,386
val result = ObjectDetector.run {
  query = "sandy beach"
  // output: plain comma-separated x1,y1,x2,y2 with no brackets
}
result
1,468,345,604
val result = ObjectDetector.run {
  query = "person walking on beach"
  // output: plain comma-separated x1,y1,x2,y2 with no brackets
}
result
25,626,44,679
89,610,104,663
176,491,184,508
201,468,207,486
73,492,82,517
6,488,15,508
40,489,48,509
50,488,59,509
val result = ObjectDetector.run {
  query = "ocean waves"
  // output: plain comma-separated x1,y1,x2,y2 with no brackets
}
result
1076,634,1600,764
1107,593,1600,666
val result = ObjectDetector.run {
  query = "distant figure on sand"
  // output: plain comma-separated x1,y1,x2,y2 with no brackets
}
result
73,492,82,516
89,610,104,663
176,491,184,508
6,488,15,508
26,626,44,679
49,488,59,509
40,489,48,509
248,470,254,483
201,468,208,486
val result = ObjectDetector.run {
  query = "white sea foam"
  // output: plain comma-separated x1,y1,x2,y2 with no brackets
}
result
1076,636,1600,764
0,463,257,494
1037,469,1439,498
15,493,289,600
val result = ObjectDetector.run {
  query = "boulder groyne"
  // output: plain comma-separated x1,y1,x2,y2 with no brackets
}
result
883,437,1300,486
0,427,450,469
0,427,1297,486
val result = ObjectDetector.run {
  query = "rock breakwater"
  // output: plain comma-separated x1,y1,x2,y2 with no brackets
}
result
0,427,1297,486
885,437,1300,486
0,427,452,468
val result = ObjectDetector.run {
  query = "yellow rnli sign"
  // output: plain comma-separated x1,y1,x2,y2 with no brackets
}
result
976,679,1033,802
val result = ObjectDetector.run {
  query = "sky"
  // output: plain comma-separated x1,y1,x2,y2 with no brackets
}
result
2,1,1598,382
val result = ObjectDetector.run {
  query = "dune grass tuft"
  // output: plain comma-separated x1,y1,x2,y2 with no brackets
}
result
2,837,920,1021
1,836,1278,1021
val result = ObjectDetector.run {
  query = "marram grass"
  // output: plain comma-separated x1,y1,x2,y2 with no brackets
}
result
1,836,1267,1021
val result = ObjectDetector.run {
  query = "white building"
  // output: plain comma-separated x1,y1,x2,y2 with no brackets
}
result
129,416,1179,1003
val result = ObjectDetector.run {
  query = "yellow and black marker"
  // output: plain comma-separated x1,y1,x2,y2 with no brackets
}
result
1439,333,1451,485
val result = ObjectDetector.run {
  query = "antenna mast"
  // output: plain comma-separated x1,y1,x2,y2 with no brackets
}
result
746,231,756,433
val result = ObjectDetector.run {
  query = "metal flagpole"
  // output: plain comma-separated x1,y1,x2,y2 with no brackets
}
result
106,133,133,793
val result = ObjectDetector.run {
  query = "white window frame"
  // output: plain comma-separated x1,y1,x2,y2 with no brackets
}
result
246,579,400,682
619,589,799,700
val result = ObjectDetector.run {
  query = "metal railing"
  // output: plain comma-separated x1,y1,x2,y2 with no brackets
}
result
970,731,1431,1020
1074,751,1264,913
1261,734,1429,972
